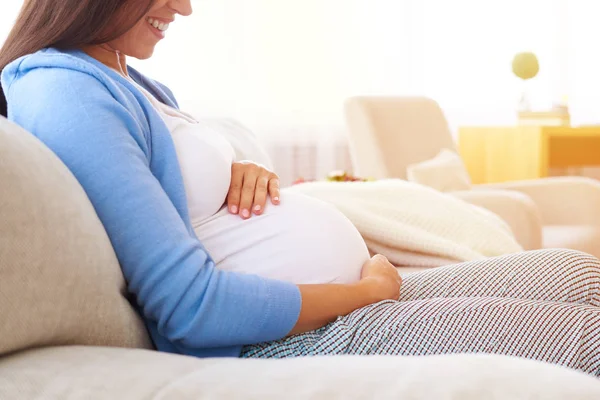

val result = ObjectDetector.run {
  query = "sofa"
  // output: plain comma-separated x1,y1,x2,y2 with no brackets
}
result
2,116,600,399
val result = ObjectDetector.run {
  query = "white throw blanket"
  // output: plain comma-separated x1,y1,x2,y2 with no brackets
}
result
288,180,523,267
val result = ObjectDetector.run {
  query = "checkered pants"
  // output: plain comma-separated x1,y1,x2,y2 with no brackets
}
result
241,249,600,376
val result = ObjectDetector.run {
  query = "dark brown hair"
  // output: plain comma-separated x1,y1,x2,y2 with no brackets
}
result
0,0,154,117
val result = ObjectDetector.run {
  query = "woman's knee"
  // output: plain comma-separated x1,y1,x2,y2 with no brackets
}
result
550,249,600,276
535,249,600,306
525,248,600,276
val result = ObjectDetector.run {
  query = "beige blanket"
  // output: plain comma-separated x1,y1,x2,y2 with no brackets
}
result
288,180,523,267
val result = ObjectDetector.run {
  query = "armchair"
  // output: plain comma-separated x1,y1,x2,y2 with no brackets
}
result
344,96,600,257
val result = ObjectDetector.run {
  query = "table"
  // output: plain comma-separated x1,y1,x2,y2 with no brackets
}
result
458,126,600,184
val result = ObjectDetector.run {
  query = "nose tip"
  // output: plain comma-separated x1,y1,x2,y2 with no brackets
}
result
174,0,193,17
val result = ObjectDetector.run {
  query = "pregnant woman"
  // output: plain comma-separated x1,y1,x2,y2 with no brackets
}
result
1,0,599,374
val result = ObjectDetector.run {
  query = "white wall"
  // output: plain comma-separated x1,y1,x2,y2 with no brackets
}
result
0,3,22,44
129,0,592,134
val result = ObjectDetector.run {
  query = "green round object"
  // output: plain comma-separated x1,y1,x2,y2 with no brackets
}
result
512,52,539,80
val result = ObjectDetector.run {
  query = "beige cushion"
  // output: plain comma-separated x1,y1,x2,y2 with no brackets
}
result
0,117,152,356
407,148,471,192
1,346,600,399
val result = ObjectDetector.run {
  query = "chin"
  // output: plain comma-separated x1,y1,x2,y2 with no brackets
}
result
132,51,154,60
129,46,156,60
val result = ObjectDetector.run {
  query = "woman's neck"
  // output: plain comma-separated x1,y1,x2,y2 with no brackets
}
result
83,44,129,77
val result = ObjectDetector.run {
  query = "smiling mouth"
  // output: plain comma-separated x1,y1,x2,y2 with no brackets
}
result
146,17,170,32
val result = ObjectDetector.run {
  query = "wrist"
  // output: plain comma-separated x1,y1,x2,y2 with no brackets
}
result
354,278,383,305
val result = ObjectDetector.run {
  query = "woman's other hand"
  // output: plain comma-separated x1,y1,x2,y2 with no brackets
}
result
290,254,402,335
227,162,280,219
360,255,402,301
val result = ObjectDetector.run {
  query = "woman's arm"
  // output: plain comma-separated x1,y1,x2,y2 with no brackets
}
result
295,284,374,334
292,255,402,335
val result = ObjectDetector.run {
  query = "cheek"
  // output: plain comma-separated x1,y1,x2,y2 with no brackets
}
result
125,23,157,56
131,22,151,43
108,19,159,59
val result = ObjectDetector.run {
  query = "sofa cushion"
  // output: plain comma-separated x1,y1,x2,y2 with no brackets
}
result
0,117,152,356
1,346,599,399
406,148,471,192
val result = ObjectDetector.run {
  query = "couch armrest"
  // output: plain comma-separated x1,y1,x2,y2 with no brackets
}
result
475,177,600,225
451,189,542,250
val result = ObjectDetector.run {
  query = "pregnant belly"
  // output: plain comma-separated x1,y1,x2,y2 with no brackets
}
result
193,190,370,284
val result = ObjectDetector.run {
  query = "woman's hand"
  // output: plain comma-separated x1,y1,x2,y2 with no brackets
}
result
227,162,281,219
359,255,402,302
290,255,402,336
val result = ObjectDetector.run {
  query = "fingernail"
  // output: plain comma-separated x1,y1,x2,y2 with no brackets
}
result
253,205,261,213
241,209,250,218
230,205,238,214
273,197,280,203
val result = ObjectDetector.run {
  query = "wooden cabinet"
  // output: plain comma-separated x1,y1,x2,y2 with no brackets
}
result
458,126,600,184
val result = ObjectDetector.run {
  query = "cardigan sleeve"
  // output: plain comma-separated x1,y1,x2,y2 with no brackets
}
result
3,65,301,350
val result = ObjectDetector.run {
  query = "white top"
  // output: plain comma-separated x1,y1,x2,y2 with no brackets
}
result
130,80,235,225
131,80,368,284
